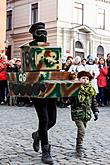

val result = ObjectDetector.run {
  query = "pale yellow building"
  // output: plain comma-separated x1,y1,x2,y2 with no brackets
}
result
6,0,57,58
0,0,6,53
6,0,110,59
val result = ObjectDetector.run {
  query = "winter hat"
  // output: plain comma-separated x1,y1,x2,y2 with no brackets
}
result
2,55,7,60
67,56,73,59
74,56,81,64
87,55,93,63
15,58,21,63
77,71,93,81
66,56,73,62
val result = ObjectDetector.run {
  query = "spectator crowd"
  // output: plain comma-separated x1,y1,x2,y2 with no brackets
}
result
0,52,110,108
59,53,110,107
0,52,32,107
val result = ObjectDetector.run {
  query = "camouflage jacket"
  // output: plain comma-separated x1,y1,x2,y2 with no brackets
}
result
63,83,99,121
70,95,99,121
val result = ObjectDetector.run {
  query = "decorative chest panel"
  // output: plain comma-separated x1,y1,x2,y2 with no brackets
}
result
22,46,62,71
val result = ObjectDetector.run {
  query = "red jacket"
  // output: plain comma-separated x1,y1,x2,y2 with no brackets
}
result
0,59,7,80
97,66,108,87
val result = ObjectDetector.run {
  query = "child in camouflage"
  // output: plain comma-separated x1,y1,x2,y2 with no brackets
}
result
67,71,99,156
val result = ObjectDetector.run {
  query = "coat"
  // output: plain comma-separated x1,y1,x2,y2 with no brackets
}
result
70,96,99,121
88,64,100,93
97,66,108,87
0,59,7,80
67,83,99,122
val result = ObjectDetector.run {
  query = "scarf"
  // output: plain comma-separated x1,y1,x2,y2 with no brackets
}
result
78,83,96,103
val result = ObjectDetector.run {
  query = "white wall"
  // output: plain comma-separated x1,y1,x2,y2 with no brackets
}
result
84,2,97,28
58,0,73,24
57,0,110,58
6,0,110,58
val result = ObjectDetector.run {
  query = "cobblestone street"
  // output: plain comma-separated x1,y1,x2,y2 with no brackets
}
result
0,105,110,165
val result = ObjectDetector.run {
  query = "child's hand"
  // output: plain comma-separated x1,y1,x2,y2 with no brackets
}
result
94,112,99,121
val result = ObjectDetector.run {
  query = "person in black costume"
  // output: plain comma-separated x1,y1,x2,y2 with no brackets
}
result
32,98,57,164
30,22,57,164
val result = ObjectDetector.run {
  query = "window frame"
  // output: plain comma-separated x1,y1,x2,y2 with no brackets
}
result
6,10,12,31
31,3,38,24
74,2,84,25
97,8,105,30
74,41,84,58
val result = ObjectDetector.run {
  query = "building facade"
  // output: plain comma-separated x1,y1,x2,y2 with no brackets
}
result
6,0,110,60
0,0,6,53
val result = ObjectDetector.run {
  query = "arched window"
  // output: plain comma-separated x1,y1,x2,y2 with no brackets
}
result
97,45,104,58
75,41,83,49
75,41,84,58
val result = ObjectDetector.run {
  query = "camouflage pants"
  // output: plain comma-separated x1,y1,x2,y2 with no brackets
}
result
75,120,87,146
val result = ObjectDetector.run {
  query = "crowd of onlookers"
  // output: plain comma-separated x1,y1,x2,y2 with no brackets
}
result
59,53,110,107
0,52,110,107
0,53,32,107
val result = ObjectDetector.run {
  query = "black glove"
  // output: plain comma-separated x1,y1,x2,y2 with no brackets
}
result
94,112,99,121
62,97,73,106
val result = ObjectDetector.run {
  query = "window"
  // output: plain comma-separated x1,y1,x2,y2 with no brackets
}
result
74,2,83,24
97,9,105,29
31,3,38,24
97,45,104,58
75,41,84,58
6,45,11,60
75,41,83,49
6,10,12,30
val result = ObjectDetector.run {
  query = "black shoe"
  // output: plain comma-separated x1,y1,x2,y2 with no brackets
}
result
16,102,25,107
104,102,108,106
76,144,83,157
42,144,53,164
32,131,40,152
25,103,33,107
100,103,105,107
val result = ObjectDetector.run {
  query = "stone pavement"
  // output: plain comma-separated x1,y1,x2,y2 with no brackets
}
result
0,105,110,165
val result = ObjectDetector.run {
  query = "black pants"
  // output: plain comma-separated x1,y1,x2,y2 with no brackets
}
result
97,87,107,104
32,98,57,146
0,80,7,102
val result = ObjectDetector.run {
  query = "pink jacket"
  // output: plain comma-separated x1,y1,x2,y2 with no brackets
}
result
97,66,108,87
